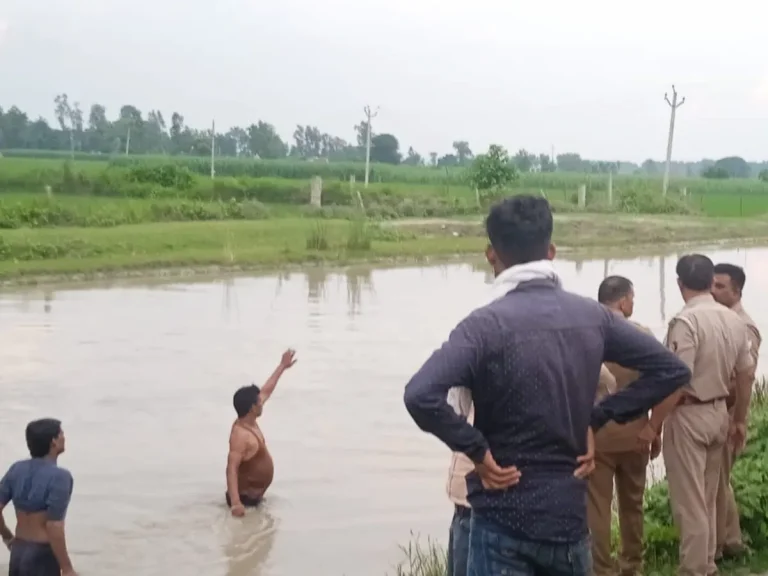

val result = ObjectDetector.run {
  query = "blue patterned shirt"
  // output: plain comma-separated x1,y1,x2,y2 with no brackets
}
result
404,278,689,542
0,458,74,522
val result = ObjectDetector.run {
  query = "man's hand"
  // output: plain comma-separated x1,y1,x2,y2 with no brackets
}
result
729,421,747,455
574,427,595,479
2,536,12,551
280,349,297,370
475,450,521,490
636,422,657,455
650,436,662,460
230,503,246,518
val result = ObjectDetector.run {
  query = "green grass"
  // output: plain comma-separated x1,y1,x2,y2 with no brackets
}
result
4,214,768,283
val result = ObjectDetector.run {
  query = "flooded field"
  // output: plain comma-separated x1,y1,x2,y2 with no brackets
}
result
0,246,766,575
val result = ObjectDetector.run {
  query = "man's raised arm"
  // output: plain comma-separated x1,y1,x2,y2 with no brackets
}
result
403,314,489,463
259,349,297,405
591,312,691,432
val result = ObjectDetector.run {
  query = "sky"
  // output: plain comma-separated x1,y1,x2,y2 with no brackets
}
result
1,0,767,162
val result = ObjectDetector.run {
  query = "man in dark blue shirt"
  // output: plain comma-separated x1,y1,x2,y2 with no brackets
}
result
404,196,691,576
0,418,76,576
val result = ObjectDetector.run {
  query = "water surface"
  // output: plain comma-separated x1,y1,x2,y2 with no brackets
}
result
0,246,766,575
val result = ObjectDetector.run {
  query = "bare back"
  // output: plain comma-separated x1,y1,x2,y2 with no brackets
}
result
228,421,274,499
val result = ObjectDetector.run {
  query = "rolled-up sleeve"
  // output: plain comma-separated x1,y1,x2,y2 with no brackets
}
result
404,313,489,462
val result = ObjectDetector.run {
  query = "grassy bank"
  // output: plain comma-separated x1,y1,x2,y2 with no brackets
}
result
3,156,768,217
3,214,768,284
393,382,768,576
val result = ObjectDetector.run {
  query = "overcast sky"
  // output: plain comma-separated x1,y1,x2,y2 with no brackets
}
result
1,0,766,162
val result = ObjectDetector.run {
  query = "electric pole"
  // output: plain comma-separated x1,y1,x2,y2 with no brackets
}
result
363,105,379,188
210,120,216,180
662,85,686,196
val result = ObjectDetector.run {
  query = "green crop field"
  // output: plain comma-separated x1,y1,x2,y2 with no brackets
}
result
2,154,768,218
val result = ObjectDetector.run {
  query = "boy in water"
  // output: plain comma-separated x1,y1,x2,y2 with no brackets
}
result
226,349,297,517
0,418,77,576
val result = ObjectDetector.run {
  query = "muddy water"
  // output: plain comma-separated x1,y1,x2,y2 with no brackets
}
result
0,246,766,576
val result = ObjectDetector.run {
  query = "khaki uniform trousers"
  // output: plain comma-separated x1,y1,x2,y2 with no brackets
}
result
715,435,742,553
664,402,729,576
587,449,648,576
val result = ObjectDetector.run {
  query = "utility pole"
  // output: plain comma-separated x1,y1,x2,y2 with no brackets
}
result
662,85,686,196
125,126,131,155
210,120,216,180
363,105,379,189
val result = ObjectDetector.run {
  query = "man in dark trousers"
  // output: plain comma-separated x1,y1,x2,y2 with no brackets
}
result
404,195,691,576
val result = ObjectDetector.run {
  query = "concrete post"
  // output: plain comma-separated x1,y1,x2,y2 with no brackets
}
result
578,184,586,209
310,176,322,207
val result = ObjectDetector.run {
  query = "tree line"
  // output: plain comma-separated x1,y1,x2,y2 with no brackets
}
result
1,95,766,179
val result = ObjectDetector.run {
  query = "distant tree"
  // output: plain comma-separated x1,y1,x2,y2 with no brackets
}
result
246,121,288,159
403,146,423,166
701,166,730,179
512,149,535,172
759,169,768,183
467,144,518,203
538,153,556,173
354,121,371,148
556,153,584,172
452,141,473,165
437,153,459,167
370,133,401,164
711,156,750,179
641,159,660,175
428,152,438,167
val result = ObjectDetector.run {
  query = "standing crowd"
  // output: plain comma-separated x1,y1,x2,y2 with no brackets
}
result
405,195,759,576
0,193,761,576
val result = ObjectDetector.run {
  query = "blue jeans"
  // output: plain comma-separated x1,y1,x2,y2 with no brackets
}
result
447,505,471,576
467,515,592,576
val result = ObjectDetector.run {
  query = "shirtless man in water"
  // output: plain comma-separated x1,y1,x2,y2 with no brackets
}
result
227,349,297,517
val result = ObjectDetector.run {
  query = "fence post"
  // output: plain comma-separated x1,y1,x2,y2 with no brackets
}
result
578,184,586,209
310,176,322,207
607,173,613,205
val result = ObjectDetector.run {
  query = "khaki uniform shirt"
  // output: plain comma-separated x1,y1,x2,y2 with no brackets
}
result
595,320,653,453
665,294,753,402
446,388,474,508
732,302,762,367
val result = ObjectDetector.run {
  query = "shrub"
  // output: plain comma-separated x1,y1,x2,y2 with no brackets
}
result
305,220,329,251
346,218,372,251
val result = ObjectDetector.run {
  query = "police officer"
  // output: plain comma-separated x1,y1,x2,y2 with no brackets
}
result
663,255,754,576
711,263,761,561
588,275,659,576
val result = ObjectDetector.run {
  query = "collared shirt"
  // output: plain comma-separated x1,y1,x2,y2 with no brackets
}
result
404,278,690,543
595,320,654,453
666,294,753,402
0,458,74,522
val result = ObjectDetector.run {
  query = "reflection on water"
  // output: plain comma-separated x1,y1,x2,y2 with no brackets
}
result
0,245,766,575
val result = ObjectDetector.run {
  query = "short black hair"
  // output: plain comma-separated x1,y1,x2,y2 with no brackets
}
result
713,263,746,292
597,275,633,304
676,254,714,292
485,195,553,266
26,418,62,458
233,385,261,418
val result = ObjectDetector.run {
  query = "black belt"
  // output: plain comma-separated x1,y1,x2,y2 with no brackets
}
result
678,395,727,406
